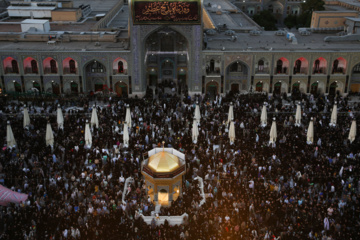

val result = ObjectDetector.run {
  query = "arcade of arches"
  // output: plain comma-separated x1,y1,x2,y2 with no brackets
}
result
2,52,360,96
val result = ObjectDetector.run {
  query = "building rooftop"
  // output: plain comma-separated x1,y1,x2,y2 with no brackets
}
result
204,0,261,31
206,30,360,52
148,151,180,173
0,0,127,33
0,39,129,52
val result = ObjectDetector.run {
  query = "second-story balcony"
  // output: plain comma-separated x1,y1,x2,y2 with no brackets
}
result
274,67,288,75
113,69,128,75
44,67,58,74
255,67,269,74
293,67,308,75
24,67,38,74
206,68,221,75
313,68,326,75
63,68,78,75
4,67,19,74
332,67,345,74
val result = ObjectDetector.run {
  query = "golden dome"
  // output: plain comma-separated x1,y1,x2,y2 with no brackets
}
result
148,151,180,173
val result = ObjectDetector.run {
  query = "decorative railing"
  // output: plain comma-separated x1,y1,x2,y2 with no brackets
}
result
142,165,186,178
113,69,128,75
313,68,326,74
4,67,19,74
44,67,58,74
63,68,77,75
24,67,38,74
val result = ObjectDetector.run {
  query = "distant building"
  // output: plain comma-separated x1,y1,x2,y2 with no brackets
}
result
1,0,360,97
233,0,303,21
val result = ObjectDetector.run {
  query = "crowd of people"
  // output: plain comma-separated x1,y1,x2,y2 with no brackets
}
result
0,91,359,240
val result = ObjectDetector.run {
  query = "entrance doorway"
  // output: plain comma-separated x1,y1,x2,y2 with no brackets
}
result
273,82,281,94
14,82,22,92
292,82,300,95
329,82,337,96
85,60,106,92
178,69,187,93
231,83,239,93
158,189,169,205
311,82,318,95
256,82,263,92
33,81,41,92
71,82,78,94
52,82,60,95
149,69,158,86
95,83,103,92
206,81,218,100
115,81,128,97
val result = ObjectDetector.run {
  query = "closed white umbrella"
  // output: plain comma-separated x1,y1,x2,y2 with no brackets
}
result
348,120,356,143
46,122,54,147
295,104,301,127
261,105,267,127
329,102,337,127
192,118,199,143
6,121,16,148
227,102,234,124
57,104,64,130
123,121,129,146
194,102,201,123
125,105,132,127
269,118,277,144
307,117,314,144
229,120,235,144
90,105,99,128
23,105,30,128
85,120,92,148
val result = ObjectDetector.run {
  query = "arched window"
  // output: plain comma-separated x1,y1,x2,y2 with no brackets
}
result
69,60,76,73
256,81,263,92
230,62,242,72
118,61,124,73
294,59,301,73
50,59,57,73
31,60,38,74
353,63,360,73
332,59,339,74
11,60,19,73
314,60,320,73
332,58,346,74
258,60,264,72
210,59,215,73
161,35,174,52
91,61,105,73
277,60,283,73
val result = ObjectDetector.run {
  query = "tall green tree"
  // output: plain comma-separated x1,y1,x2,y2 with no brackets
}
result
297,0,325,27
301,0,325,13
252,10,278,30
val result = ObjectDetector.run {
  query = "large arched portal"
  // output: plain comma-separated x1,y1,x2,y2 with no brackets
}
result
144,28,188,91
84,60,107,93
226,60,249,92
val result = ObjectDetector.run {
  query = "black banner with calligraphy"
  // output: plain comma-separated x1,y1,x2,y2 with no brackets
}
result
132,0,201,25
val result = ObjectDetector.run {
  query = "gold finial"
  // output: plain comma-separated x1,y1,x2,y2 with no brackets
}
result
162,141,165,151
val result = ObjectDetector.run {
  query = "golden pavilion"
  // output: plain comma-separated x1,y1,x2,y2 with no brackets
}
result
141,146,186,206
